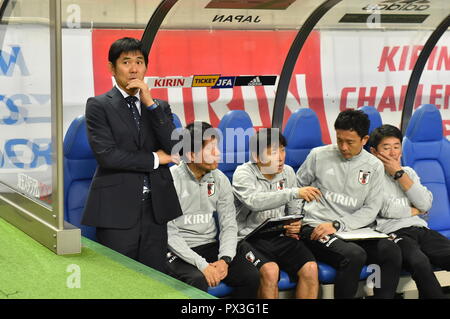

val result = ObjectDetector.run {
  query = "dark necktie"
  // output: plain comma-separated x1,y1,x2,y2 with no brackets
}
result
125,95,150,192
125,95,141,129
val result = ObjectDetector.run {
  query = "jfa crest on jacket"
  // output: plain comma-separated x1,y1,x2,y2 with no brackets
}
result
207,182,215,197
358,170,371,185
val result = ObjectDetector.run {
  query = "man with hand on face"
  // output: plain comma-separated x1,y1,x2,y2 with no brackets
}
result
369,124,450,299
297,109,402,299
166,122,260,298
83,37,182,273
233,128,320,299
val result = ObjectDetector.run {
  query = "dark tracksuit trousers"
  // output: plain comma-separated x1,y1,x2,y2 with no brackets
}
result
166,241,260,299
301,225,402,299
392,226,450,299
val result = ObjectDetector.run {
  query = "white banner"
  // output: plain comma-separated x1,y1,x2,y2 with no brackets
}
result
321,30,450,142
0,26,93,203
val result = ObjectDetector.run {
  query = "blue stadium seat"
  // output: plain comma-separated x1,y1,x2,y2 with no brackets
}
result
402,104,450,239
358,106,382,135
278,270,297,290
207,270,303,297
207,283,235,298
63,115,97,240
318,262,373,284
283,108,324,173
358,106,383,152
218,110,255,181
275,263,373,291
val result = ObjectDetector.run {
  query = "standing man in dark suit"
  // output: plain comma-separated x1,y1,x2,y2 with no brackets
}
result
82,37,182,273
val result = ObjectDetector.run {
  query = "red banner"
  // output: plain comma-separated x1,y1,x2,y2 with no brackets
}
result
92,29,331,143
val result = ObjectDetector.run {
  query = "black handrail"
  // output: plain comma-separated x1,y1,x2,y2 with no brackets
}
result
0,0,13,50
140,0,179,57
400,14,450,134
0,0,10,23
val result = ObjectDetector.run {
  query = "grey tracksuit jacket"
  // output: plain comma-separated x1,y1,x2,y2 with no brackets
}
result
296,144,384,231
375,166,432,234
168,162,238,271
232,161,303,239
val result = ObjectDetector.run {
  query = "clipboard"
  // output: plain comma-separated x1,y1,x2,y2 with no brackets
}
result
243,214,304,241
334,227,388,241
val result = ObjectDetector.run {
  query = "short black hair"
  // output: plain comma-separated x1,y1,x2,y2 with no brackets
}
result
334,109,370,139
368,124,403,150
108,37,148,67
182,121,219,157
250,128,286,161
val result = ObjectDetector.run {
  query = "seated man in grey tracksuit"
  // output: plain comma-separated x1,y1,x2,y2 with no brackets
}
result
166,121,259,298
296,109,402,299
369,124,450,299
233,128,321,299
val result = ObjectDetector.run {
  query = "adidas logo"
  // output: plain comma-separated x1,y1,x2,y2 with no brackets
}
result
248,76,262,86
181,189,190,198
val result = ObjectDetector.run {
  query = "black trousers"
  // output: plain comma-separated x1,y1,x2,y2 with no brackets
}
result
96,196,168,274
301,226,402,299
246,235,316,280
166,241,260,299
392,226,450,299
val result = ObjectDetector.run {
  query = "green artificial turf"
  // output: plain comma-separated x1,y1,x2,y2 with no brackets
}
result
0,217,213,299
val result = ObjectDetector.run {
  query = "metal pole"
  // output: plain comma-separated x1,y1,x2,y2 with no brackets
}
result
50,0,64,230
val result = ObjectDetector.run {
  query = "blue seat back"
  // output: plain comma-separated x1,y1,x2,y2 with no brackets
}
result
283,108,323,173
402,104,450,237
63,115,97,240
358,106,382,135
218,110,255,181
358,106,383,152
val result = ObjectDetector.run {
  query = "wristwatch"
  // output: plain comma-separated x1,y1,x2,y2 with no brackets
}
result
332,220,341,231
220,256,232,265
393,169,405,180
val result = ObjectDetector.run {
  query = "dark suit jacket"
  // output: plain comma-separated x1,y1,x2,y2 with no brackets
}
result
82,87,182,228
